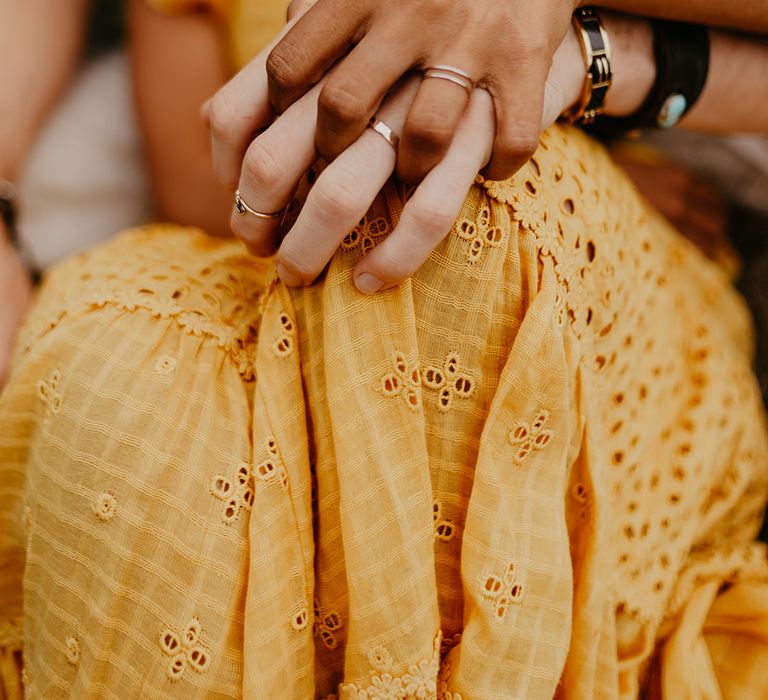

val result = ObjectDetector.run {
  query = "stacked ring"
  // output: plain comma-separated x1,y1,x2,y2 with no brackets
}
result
234,190,285,219
423,64,475,95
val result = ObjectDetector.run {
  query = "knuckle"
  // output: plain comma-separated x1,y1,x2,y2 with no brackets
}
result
208,91,240,142
497,129,540,163
266,45,301,93
242,139,284,193
404,112,454,154
318,81,370,128
409,196,456,235
312,177,359,221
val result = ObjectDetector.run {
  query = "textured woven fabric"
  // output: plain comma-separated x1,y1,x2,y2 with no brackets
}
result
1,126,768,699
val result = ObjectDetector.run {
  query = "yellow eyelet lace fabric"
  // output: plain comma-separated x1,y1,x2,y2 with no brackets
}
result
1,125,767,698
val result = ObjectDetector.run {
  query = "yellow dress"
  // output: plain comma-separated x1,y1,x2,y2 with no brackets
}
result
1,2,768,699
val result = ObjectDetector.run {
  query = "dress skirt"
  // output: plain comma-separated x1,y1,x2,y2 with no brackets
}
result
1,126,767,699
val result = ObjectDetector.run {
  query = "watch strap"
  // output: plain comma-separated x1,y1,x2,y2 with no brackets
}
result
561,7,613,125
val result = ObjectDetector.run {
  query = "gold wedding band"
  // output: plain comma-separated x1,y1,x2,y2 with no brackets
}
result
423,64,475,95
234,190,285,220
367,117,400,150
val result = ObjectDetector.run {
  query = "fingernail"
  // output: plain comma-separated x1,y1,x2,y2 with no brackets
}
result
355,273,383,294
276,263,303,287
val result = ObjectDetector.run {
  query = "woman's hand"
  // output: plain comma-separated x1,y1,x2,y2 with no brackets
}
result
258,0,577,183
209,21,584,293
0,226,32,388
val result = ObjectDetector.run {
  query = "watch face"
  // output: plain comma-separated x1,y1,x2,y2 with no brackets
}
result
657,93,688,129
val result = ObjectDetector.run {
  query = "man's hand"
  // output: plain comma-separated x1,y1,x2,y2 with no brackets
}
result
266,0,576,182
0,226,32,388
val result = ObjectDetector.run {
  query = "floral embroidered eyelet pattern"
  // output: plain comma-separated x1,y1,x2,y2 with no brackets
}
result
93,493,117,522
340,632,442,700
314,599,343,650
481,562,524,620
254,436,289,491
341,215,391,256
154,355,177,376
159,618,211,681
272,311,296,358
438,661,464,700
37,369,63,417
433,500,456,543
439,633,462,657
379,351,422,412
453,206,504,264
65,636,80,665
15,228,269,381
210,461,255,525
422,353,475,413
291,605,309,632
509,409,553,464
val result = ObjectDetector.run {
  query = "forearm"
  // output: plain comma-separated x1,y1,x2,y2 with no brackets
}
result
589,0,768,34
128,0,233,237
0,0,90,180
590,11,768,133
682,31,768,132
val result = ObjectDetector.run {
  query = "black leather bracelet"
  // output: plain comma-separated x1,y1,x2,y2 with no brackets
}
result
596,19,710,134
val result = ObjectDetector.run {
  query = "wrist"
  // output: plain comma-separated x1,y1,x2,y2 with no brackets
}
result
601,12,656,117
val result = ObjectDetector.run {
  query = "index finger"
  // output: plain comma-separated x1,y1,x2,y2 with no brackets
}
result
205,18,299,189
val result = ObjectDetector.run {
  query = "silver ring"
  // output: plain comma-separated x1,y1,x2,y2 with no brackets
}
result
234,190,285,219
424,65,475,95
368,117,399,150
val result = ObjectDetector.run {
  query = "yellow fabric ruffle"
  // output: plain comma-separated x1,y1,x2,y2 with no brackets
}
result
2,126,767,697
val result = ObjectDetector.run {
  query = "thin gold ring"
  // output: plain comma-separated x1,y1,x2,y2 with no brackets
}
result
234,190,285,219
367,117,400,150
423,66,475,95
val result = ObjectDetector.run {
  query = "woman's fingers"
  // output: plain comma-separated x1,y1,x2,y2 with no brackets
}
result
230,86,321,256
354,89,495,293
206,19,300,189
275,79,420,286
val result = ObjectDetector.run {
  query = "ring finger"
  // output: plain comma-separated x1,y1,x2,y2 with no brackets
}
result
355,87,495,292
275,77,421,286
231,84,322,256
397,57,478,183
